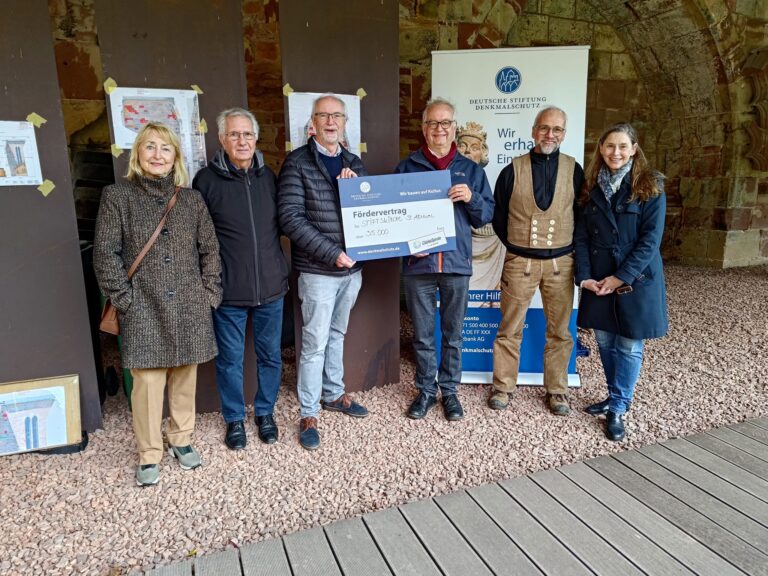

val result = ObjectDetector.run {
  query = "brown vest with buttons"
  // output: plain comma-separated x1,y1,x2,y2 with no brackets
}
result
506,153,576,249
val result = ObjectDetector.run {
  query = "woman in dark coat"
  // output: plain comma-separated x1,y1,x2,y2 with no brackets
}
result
95,122,222,486
574,122,668,442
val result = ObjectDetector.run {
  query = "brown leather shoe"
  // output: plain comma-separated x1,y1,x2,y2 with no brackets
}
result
299,417,320,450
547,393,571,416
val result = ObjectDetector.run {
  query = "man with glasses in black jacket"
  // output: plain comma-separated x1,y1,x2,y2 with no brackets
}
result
193,108,289,450
278,94,369,451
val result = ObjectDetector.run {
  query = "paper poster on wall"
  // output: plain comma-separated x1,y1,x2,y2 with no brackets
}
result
0,121,43,186
287,92,362,157
433,46,589,386
107,87,207,180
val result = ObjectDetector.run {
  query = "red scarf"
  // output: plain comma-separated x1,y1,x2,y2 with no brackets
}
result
421,142,457,170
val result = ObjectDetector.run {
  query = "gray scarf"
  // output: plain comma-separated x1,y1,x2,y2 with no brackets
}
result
598,159,633,203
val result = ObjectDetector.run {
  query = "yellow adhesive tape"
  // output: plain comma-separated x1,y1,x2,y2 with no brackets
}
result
37,180,55,197
199,119,208,134
359,142,368,153
26,113,47,128
285,141,293,152
356,88,367,99
190,84,204,95
283,83,294,96
111,144,123,158
103,77,118,94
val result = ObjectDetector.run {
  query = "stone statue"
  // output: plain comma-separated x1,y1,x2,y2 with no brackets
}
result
457,121,504,306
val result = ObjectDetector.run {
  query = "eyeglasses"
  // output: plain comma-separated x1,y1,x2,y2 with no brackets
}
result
423,120,456,130
225,131,256,141
314,112,346,121
535,125,566,136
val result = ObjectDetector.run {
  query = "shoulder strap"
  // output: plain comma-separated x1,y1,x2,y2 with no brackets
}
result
126,187,180,279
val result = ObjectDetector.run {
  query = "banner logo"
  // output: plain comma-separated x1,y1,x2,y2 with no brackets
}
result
495,67,522,94
359,181,371,193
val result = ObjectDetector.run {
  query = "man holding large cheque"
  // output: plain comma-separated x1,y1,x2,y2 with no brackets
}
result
395,97,494,421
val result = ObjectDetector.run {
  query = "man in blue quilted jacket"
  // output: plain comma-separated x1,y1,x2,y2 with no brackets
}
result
278,94,368,450
396,98,494,422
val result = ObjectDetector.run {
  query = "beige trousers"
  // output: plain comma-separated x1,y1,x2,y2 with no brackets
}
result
130,364,197,465
492,254,574,395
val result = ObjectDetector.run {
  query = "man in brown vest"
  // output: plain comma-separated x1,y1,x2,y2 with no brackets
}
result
489,106,584,415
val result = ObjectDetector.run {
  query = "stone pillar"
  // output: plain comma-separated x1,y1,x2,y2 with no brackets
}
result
1,0,101,431
279,1,401,392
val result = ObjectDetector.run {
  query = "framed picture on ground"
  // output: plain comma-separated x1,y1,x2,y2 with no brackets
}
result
0,375,81,456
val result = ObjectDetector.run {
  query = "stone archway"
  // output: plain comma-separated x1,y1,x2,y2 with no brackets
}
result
398,0,767,266
587,0,763,267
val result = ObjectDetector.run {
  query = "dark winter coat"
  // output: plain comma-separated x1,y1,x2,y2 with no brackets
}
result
277,138,366,276
574,173,668,340
94,173,222,369
395,149,494,276
193,149,289,307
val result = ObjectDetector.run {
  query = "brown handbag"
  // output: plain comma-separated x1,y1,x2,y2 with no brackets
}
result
99,188,180,335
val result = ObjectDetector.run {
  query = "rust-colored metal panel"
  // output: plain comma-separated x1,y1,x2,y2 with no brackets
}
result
279,1,401,392
95,0,248,168
0,1,101,430
95,0,254,413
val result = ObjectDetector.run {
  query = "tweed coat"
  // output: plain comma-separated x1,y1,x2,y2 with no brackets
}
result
573,173,668,340
94,173,222,369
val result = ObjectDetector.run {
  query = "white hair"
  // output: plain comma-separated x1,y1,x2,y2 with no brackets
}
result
216,107,259,138
311,93,347,116
422,97,456,122
533,105,567,128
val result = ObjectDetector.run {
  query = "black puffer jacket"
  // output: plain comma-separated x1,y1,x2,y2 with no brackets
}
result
277,138,366,275
193,149,289,306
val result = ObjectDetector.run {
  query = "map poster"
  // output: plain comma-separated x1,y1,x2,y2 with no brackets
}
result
107,87,207,180
286,92,362,157
0,121,43,187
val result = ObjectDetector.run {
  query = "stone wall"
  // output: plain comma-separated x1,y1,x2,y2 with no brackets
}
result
46,0,768,267
49,0,109,154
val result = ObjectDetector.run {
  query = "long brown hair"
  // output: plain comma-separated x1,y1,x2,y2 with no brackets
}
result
581,122,664,205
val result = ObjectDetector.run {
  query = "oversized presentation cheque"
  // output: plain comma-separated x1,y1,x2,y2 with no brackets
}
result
338,170,456,261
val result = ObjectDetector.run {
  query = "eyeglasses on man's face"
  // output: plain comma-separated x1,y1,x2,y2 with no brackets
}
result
314,112,346,121
225,131,256,141
535,125,566,136
423,120,456,130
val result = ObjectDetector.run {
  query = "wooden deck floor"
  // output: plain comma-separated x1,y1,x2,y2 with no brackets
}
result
142,417,768,576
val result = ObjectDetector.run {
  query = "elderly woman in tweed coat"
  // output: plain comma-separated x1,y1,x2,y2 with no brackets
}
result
94,122,222,487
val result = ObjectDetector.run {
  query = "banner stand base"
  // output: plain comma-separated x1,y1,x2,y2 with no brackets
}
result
461,371,581,388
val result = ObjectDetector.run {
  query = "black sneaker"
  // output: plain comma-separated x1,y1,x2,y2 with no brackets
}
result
225,420,246,450
256,414,278,444
407,391,437,419
442,394,464,421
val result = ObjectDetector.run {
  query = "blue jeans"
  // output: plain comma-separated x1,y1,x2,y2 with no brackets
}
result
593,329,644,415
213,299,284,422
297,271,362,418
404,273,470,396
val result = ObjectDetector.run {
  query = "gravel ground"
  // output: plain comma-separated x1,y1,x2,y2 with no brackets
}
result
1,264,766,575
